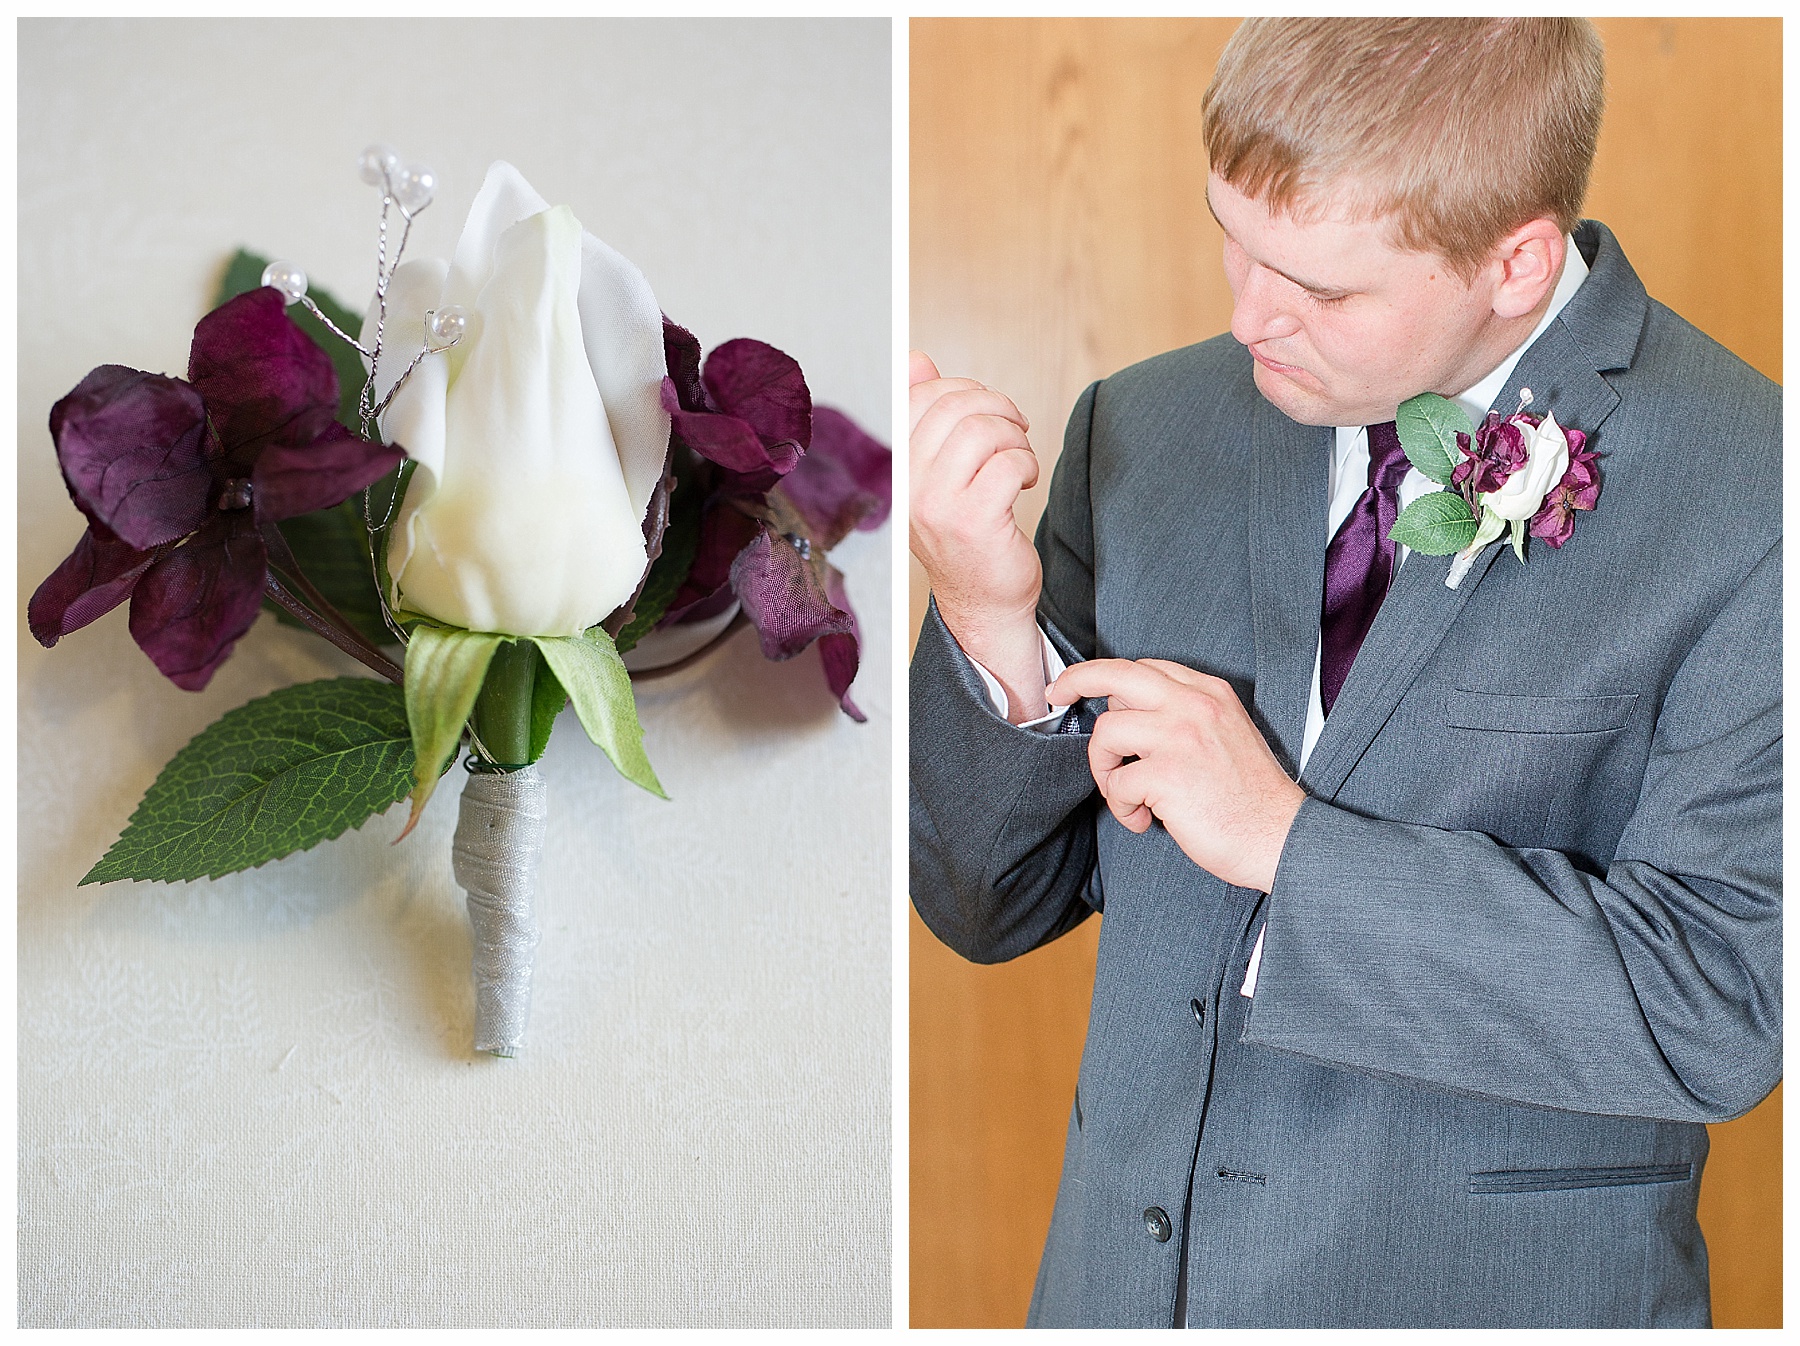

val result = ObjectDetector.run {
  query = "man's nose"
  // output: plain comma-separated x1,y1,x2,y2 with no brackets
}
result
1229,265,1301,346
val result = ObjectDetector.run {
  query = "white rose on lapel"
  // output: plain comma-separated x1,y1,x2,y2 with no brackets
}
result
366,161,670,637
1481,410,1572,521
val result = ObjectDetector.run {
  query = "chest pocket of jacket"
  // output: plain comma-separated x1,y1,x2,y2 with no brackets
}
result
1432,690,1640,849
1446,690,1638,735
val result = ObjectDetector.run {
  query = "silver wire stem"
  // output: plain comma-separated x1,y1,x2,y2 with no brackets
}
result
296,294,372,358
372,324,460,422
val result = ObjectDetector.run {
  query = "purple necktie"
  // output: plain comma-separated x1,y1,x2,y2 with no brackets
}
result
1319,420,1411,715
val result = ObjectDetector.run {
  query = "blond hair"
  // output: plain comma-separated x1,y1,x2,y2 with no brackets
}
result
1203,18,1605,276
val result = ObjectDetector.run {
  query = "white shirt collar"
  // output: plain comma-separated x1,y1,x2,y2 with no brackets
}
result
1448,234,1589,427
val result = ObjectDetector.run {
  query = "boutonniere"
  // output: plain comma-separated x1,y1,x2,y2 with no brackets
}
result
28,146,888,1058
1388,388,1601,588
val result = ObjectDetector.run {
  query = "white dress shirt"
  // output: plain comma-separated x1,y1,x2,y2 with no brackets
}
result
965,239,1590,994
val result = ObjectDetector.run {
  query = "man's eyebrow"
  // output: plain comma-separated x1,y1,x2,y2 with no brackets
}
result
1205,188,1355,298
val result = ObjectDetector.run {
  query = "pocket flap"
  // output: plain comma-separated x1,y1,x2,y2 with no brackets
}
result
1447,690,1638,735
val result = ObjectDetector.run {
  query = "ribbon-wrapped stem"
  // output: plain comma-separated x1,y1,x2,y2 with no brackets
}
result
453,638,549,1055
453,763,547,1056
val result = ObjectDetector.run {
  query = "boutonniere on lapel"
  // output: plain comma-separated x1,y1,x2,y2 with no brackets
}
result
1387,389,1601,589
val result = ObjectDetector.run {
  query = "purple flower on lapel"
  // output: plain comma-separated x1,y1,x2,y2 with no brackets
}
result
1529,440,1601,548
657,318,891,718
29,287,403,690
1452,410,1532,495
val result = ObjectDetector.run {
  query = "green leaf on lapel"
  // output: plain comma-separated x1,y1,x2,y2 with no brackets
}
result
403,623,504,827
1509,516,1529,564
81,678,414,885
1395,393,1471,486
1389,490,1479,555
530,629,666,799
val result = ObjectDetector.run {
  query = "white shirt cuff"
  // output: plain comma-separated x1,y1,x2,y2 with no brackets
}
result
1240,922,1265,998
966,626,1070,732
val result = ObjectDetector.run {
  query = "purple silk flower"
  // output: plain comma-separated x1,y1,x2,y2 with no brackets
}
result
1452,410,1534,496
30,287,402,690
659,320,891,720
1529,441,1602,547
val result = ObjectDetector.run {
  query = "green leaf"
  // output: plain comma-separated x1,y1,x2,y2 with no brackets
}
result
1394,393,1472,487
530,629,666,798
213,248,268,309
1389,490,1479,555
403,623,504,824
1509,515,1529,564
613,467,703,655
82,678,414,885
528,659,568,763
215,248,368,431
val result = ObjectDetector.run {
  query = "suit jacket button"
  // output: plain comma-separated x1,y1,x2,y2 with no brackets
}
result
1143,1206,1172,1242
1191,998,1206,1025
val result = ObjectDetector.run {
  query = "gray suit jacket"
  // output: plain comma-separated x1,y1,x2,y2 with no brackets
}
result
909,221,1781,1327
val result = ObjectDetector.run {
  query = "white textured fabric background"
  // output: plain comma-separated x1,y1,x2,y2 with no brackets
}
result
18,18,891,1328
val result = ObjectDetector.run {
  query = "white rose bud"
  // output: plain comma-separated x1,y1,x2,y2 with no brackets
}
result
366,162,670,637
1481,411,1571,522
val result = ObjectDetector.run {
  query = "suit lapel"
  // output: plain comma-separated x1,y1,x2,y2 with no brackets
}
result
1248,396,1330,776
1300,319,1625,800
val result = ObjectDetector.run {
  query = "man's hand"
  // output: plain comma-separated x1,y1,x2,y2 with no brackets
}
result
910,350,1049,720
1048,658,1306,892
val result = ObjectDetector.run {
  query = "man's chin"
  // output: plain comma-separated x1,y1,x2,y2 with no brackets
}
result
1250,361,1339,427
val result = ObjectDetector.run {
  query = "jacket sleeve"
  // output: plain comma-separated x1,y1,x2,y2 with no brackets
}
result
908,382,1108,964
1246,540,1782,1122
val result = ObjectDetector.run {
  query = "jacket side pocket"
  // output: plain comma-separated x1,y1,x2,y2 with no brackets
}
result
1469,1163,1691,1194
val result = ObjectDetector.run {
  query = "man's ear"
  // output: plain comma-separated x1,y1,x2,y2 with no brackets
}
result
1489,217,1566,320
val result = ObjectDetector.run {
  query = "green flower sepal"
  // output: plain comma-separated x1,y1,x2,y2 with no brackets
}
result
401,619,665,834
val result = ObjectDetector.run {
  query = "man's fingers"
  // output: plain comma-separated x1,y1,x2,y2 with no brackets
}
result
1093,757,1155,834
913,385,1032,455
909,376,984,434
1087,707,1157,776
967,445,1040,500
922,411,1032,490
908,349,941,387
1136,658,1223,691
1048,658,1178,710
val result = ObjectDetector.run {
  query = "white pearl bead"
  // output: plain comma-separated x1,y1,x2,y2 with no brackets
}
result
429,305,469,346
394,162,436,213
260,260,308,305
359,143,400,187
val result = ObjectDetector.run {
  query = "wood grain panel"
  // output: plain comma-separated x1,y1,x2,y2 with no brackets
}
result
1587,18,1782,384
909,16,1780,1329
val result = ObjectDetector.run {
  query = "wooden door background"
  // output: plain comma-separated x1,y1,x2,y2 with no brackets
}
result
909,17,1781,1329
